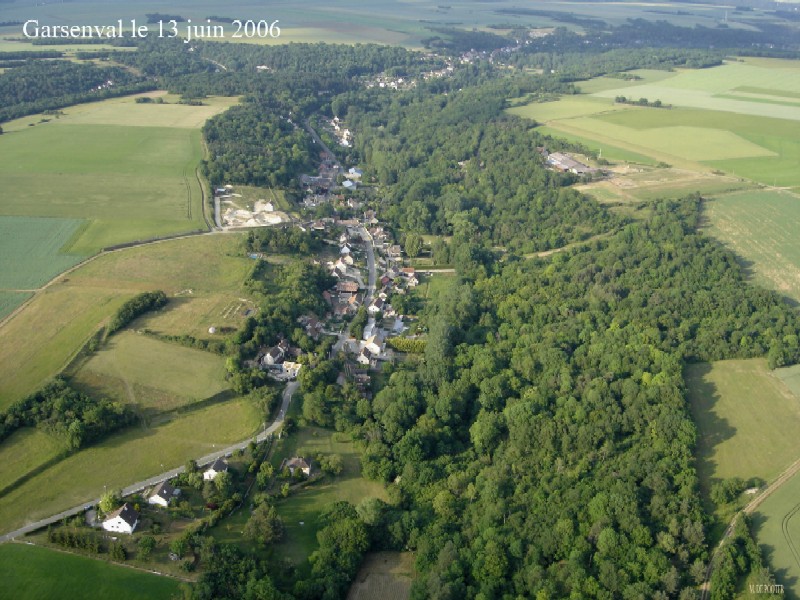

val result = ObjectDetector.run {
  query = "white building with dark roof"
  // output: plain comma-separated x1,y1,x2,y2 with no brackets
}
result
148,480,180,508
102,503,139,534
204,457,229,480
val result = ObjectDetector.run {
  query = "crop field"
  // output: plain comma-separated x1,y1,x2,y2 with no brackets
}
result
0,216,87,290
72,332,230,413
702,190,800,305
0,291,31,320
512,59,800,189
750,470,800,598
0,122,206,254
348,552,415,600
270,427,388,567
0,544,181,600
0,397,261,534
686,359,800,494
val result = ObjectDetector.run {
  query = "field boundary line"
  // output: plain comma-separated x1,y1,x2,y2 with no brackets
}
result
701,453,800,599
11,539,195,583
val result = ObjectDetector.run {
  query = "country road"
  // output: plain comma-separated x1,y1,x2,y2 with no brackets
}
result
700,453,800,599
0,381,299,544
360,226,377,305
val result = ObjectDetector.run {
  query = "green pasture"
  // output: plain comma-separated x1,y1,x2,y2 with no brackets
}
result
686,359,800,494
0,123,206,253
0,291,31,320
72,331,230,413
271,427,388,567
776,364,800,400
591,59,800,121
0,234,249,409
0,544,181,600
0,397,260,534
0,216,86,289
703,190,800,304
750,470,800,598
507,96,628,123
0,429,65,493
534,125,658,166
575,69,678,94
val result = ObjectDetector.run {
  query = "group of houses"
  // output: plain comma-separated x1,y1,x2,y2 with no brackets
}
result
101,460,228,535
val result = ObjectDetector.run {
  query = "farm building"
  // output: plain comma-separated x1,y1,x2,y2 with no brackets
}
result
102,503,139,534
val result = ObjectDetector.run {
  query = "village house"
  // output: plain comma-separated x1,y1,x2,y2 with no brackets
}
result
387,245,403,259
282,456,312,477
368,298,385,315
203,457,229,481
148,480,179,508
337,281,360,294
102,503,139,534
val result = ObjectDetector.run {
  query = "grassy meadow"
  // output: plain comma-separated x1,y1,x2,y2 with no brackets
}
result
750,470,800,597
686,359,800,494
0,397,261,534
269,427,388,567
0,543,181,600
72,331,231,413
0,429,66,494
702,190,800,305
0,234,251,408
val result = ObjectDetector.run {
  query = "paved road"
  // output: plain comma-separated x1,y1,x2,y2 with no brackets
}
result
0,381,299,544
700,453,800,599
359,226,377,305
303,119,338,162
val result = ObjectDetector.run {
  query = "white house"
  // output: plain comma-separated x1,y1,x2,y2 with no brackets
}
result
368,298,384,315
148,480,179,508
102,503,139,534
203,457,229,481
282,456,312,476
340,245,351,255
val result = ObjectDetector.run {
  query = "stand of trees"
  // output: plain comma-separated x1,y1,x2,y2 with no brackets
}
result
108,290,168,334
0,377,134,450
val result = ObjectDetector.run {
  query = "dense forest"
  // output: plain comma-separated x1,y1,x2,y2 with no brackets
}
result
4,18,800,597
0,60,152,122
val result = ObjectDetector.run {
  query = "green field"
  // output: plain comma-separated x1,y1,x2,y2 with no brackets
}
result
0,291,31,320
0,429,65,494
0,216,87,289
751,471,800,598
686,359,800,494
0,397,261,534
0,234,251,409
511,59,800,188
0,123,206,254
0,543,181,600
703,190,800,305
72,332,231,413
